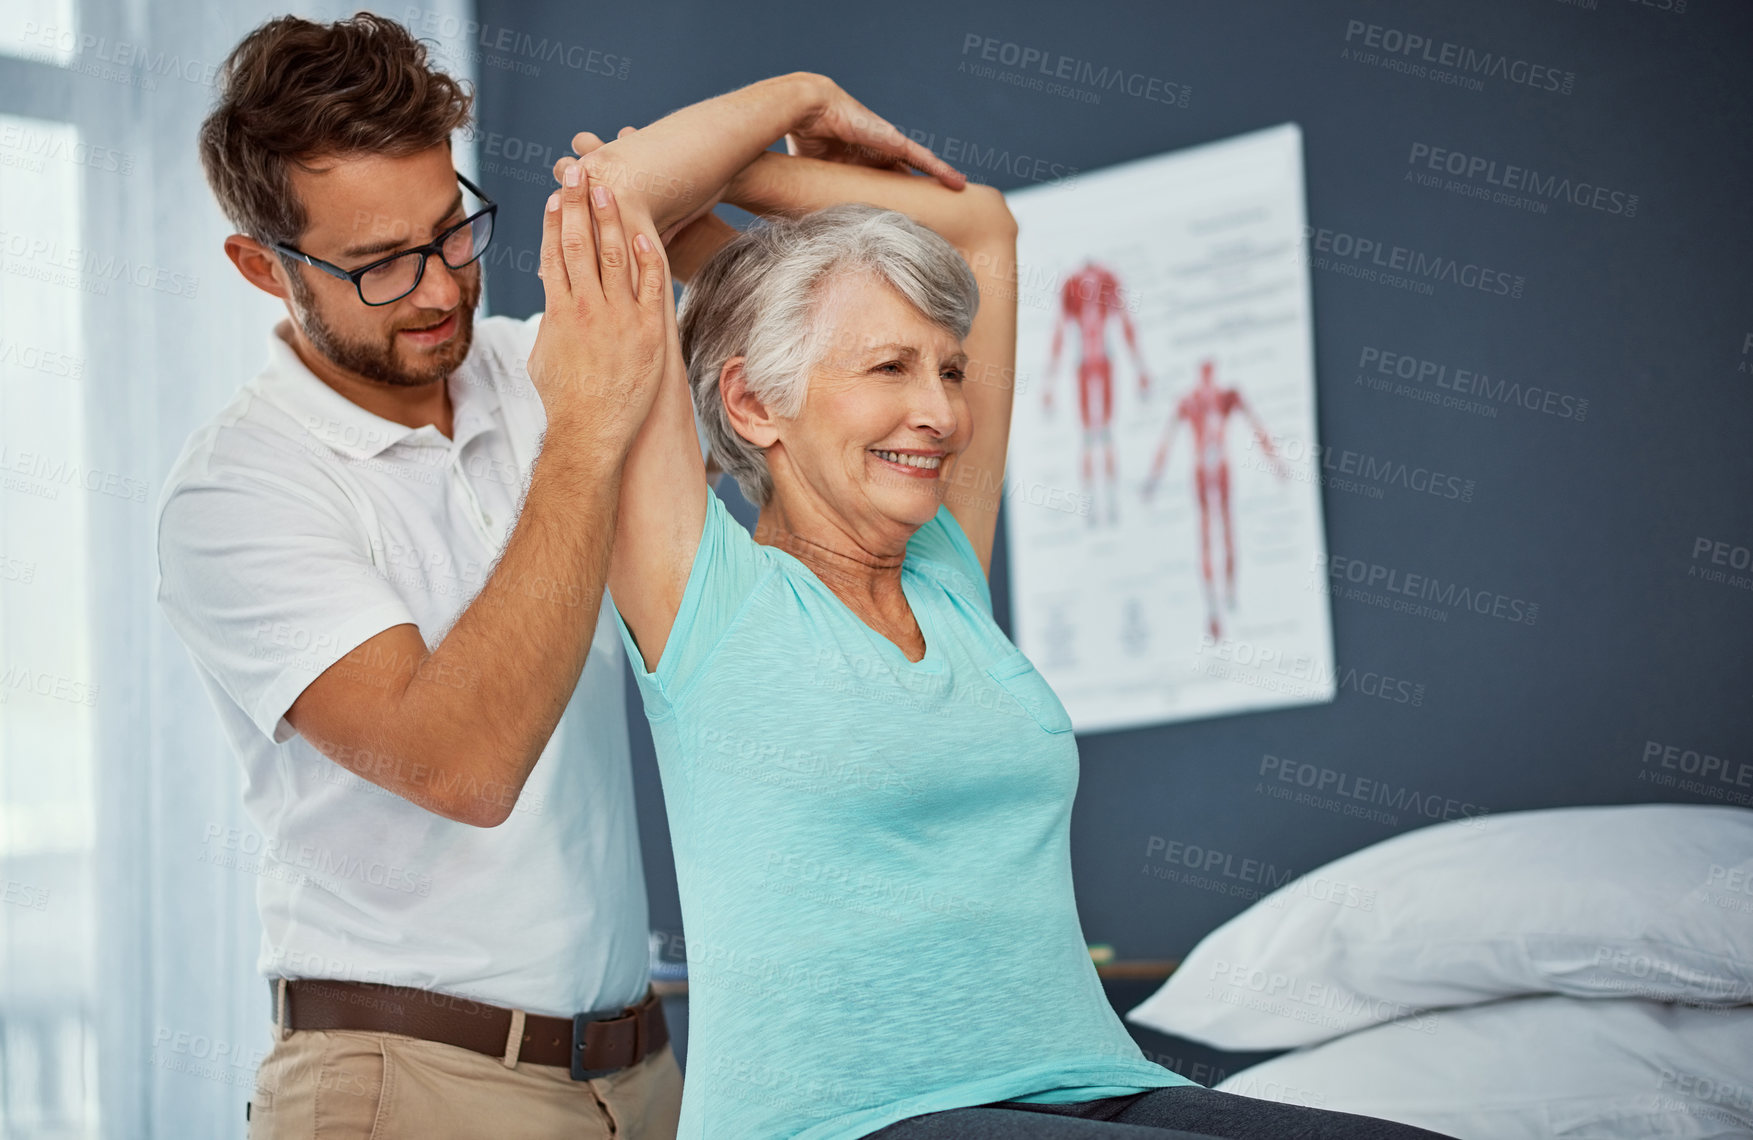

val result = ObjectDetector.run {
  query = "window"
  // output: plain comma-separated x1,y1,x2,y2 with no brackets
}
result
0,109,99,1138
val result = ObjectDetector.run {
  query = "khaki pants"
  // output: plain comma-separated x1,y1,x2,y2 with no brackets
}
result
247,1028,682,1139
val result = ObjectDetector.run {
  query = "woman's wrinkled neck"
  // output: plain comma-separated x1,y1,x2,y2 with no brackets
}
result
755,485,908,604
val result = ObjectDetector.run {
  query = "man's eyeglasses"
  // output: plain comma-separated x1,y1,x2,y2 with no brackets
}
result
273,172,497,306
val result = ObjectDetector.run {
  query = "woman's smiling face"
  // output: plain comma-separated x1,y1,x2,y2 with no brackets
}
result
766,268,972,544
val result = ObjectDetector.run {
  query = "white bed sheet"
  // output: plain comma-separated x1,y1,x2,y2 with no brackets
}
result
1212,994,1753,1139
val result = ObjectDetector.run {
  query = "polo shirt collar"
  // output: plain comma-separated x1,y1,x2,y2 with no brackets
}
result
252,320,500,461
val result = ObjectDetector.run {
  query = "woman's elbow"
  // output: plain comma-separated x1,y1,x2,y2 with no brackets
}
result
969,184,1018,242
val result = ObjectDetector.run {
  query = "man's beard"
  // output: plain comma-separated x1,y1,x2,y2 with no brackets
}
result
288,268,481,388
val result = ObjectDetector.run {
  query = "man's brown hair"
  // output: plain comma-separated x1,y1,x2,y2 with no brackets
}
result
198,12,473,244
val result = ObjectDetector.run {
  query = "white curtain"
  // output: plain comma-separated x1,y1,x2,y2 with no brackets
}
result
0,1,473,1135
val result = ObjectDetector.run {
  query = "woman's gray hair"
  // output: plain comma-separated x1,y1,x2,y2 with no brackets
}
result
677,202,980,507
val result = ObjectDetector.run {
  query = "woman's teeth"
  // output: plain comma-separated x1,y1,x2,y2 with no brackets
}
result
872,449,941,470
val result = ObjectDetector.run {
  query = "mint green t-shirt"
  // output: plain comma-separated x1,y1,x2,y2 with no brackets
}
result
615,486,1193,1139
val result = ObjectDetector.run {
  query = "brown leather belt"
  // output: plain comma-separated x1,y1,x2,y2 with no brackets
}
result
272,978,667,1080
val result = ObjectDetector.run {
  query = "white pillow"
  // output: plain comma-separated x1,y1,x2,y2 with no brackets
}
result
1128,804,1753,1049
1212,995,1753,1140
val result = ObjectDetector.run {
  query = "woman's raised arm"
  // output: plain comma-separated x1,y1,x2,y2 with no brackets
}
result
578,167,710,675
550,73,965,243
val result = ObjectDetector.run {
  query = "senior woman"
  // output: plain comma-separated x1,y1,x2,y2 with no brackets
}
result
548,159,1452,1140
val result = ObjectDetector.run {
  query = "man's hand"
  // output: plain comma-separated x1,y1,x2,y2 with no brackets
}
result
527,163,671,447
560,126,739,289
567,129,724,484
784,75,967,190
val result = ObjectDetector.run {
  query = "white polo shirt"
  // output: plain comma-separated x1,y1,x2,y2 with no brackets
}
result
154,313,649,1017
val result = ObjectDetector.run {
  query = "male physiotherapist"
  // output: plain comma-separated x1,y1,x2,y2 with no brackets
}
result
155,12,963,1137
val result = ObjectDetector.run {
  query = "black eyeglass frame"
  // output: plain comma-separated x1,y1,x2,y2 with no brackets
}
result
272,171,497,306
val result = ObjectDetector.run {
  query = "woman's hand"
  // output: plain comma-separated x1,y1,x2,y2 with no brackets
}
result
570,127,724,246
526,162,672,450
784,74,967,189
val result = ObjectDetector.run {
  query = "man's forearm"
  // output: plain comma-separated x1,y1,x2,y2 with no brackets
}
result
393,432,628,825
580,72,826,233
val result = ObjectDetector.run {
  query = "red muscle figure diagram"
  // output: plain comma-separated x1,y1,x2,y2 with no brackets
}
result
1043,262,1150,525
1142,358,1290,641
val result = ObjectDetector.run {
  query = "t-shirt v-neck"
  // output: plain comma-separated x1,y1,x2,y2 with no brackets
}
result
765,544,944,672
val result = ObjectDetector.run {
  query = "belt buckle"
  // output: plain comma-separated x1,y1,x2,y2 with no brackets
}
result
570,1008,622,1081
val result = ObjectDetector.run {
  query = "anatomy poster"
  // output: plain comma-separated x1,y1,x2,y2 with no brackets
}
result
1002,123,1335,733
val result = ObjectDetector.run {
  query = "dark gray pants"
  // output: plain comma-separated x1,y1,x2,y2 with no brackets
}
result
866,1085,1459,1139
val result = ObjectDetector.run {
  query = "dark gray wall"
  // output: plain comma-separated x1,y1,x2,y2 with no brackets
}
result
472,0,1752,1065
